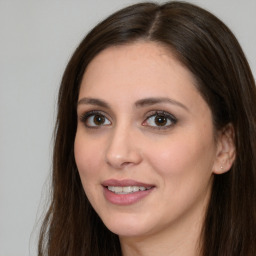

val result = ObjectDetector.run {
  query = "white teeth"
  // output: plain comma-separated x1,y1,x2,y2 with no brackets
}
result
133,186,140,192
107,186,150,194
123,186,132,193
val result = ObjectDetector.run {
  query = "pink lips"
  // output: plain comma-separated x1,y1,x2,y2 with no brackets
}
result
102,179,155,206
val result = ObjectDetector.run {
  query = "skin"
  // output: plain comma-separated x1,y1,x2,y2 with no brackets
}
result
74,42,233,256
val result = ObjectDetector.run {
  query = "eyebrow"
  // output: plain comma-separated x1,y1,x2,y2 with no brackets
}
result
135,97,189,111
77,97,188,111
77,98,110,108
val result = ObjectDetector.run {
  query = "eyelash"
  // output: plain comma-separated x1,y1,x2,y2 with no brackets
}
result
79,110,111,129
142,110,177,130
79,110,177,130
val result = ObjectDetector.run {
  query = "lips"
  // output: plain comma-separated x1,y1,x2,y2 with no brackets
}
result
102,179,155,205
102,179,154,187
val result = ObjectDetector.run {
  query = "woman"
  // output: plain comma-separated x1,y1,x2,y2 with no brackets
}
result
38,1,256,255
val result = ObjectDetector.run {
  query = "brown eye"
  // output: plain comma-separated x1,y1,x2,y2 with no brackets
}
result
93,114,106,125
143,111,177,129
154,115,167,126
82,112,111,127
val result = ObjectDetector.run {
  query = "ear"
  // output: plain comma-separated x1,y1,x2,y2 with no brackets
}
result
213,123,236,175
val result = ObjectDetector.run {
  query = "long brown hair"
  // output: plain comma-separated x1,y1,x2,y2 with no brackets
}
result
38,2,256,255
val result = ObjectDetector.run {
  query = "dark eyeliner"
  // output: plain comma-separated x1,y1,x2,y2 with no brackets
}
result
79,110,110,129
79,110,99,123
154,110,177,123
144,110,178,130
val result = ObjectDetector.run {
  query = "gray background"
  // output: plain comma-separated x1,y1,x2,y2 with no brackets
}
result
0,0,255,255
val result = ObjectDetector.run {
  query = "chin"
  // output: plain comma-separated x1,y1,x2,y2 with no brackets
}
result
100,212,154,237
108,225,148,238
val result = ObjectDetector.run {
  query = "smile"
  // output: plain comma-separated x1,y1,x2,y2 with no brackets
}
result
102,179,155,205
107,186,152,194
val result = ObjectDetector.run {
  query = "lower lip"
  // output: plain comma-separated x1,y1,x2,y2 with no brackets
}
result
103,187,154,206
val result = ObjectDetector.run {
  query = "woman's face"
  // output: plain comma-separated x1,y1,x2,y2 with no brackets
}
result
74,42,220,239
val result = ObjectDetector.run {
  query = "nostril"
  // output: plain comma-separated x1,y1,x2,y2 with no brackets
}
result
120,161,134,167
105,152,142,169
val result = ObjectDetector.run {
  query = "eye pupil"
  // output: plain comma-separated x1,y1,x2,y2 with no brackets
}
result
94,115,105,125
155,115,167,126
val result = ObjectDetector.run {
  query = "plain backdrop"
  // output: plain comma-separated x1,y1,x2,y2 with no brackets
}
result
0,0,255,255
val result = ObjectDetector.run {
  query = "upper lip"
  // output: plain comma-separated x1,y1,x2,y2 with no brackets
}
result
102,179,155,188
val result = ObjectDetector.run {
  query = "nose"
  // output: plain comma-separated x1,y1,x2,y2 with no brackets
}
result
105,124,142,169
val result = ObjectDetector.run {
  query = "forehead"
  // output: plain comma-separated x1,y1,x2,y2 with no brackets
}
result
79,41,198,98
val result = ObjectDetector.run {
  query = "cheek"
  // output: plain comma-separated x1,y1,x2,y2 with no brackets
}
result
74,132,103,183
74,132,105,210
144,133,216,217
144,131,216,180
